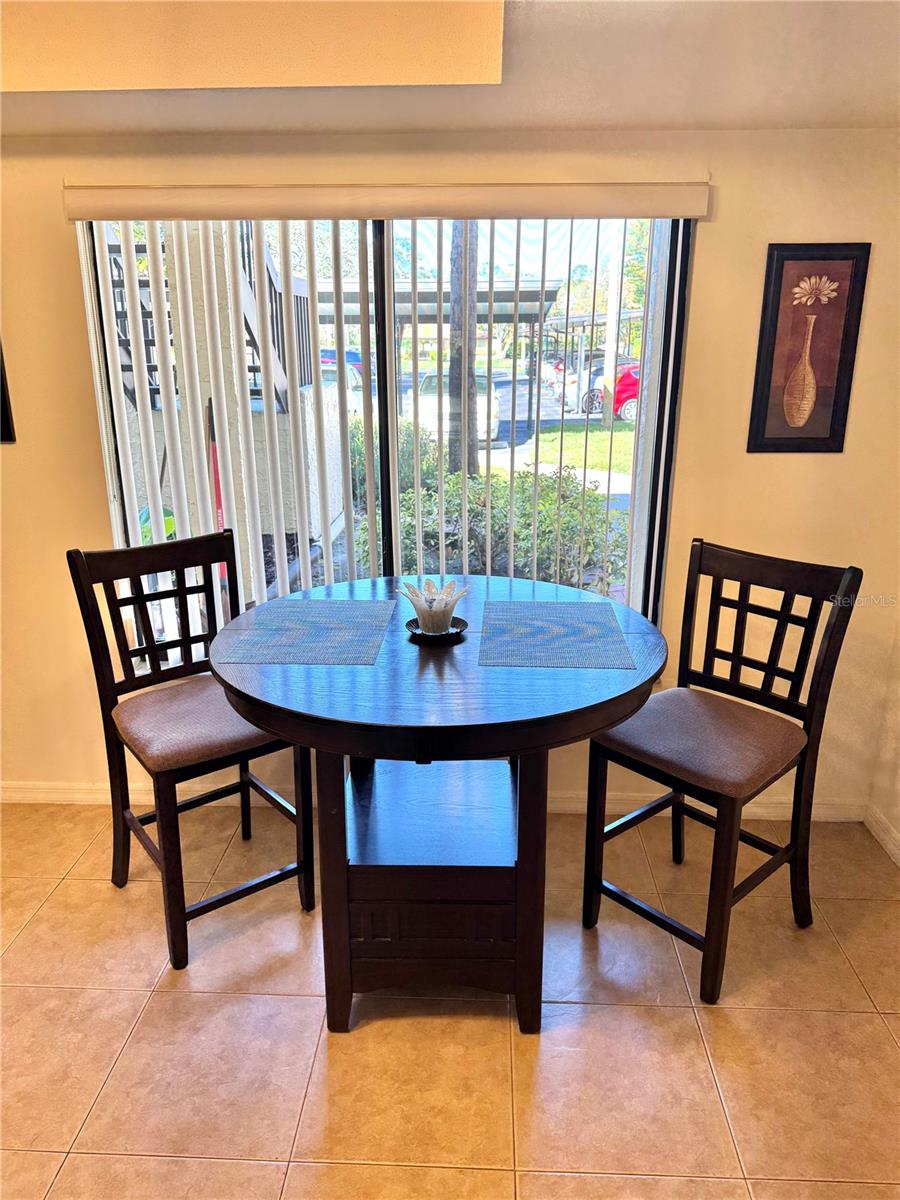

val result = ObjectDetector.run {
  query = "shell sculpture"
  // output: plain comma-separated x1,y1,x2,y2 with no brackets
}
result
400,579,469,634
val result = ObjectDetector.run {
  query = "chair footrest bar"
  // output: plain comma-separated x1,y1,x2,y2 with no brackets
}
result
247,772,296,824
603,792,675,842
731,844,795,905
681,802,784,856
124,809,162,869
137,781,242,826
187,864,300,920
600,881,705,951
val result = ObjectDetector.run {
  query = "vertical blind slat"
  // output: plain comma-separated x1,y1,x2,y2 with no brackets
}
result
602,219,627,592
507,218,522,578
357,220,379,578
93,221,142,545
120,220,166,545
384,222,402,573
331,221,357,582
577,221,602,589
251,219,290,595
224,220,267,605
484,219,495,577
460,219,470,575
553,220,575,584
279,220,313,591
436,219,446,576
304,220,334,585
410,221,423,574
530,219,548,580
146,220,191,540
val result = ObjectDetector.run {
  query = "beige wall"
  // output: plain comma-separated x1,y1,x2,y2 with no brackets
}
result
1,128,897,828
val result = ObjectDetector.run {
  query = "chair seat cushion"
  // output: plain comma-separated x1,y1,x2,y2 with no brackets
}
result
595,687,807,800
112,673,275,773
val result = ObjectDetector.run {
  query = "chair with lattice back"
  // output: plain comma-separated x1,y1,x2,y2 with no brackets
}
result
582,539,862,1003
67,530,315,970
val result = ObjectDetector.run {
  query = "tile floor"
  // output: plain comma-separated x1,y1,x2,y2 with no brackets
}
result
1,802,898,1199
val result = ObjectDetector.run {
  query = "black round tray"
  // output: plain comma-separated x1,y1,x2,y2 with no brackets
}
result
405,616,468,645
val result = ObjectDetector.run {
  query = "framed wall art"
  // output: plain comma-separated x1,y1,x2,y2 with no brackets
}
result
747,242,870,453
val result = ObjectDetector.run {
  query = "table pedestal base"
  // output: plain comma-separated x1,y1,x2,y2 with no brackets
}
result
315,752,548,1033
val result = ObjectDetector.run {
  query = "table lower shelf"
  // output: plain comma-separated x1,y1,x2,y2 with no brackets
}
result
345,759,519,989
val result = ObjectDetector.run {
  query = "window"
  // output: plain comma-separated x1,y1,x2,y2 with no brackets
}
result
79,215,690,615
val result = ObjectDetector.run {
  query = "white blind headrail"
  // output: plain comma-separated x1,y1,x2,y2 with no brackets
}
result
63,182,710,222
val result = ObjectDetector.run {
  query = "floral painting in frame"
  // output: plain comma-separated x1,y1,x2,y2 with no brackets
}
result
747,242,870,452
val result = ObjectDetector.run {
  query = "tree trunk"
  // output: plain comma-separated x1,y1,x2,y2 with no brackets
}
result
448,219,479,475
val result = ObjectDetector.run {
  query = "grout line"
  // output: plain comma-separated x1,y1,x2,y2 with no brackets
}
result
62,986,157,1155
0,876,70,959
278,1009,326,1198
814,899,885,1014
39,1150,67,1200
689,991,750,1183
507,997,517,1200
642,821,751,1184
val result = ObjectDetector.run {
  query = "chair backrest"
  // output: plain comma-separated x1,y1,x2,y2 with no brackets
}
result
678,539,862,744
67,531,241,720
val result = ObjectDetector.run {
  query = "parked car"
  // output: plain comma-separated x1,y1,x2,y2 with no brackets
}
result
562,360,641,422
403,371,501,442
321,362,366,414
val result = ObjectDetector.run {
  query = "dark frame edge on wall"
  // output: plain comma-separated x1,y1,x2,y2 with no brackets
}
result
747,241,870,455
641,218,695,627
1,342,16,444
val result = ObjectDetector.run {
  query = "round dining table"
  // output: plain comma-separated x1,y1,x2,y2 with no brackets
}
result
211,575,666,1032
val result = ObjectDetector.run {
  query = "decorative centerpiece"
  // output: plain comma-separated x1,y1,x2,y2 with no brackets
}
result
401,580,469,644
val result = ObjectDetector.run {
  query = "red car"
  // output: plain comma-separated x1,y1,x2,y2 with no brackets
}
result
560,361,640,422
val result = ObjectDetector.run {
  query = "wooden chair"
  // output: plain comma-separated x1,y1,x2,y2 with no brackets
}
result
582,539,862,1003
67,530,315,970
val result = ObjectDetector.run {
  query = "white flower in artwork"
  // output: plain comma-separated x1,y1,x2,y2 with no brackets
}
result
400,579,469,634
792,274,840,306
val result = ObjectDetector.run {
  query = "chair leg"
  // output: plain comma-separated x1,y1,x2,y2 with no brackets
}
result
699,801,741,1004
293,745,316,912
582,741,608,929
154,773,188,970
789,760,815,929
239,759,252,841
106,734,131,888
671,792,685,864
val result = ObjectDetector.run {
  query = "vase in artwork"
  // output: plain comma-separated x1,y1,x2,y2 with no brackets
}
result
783,313,818,428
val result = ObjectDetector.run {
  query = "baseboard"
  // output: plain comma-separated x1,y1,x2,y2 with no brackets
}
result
0,779,870,828
864,805,900,867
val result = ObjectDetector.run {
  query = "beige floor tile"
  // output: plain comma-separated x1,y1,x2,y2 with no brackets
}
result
547,814,654,893
75,991,323,1160
661,894,873,1010
640,815,787,896
513,1003,739,1177
1,879,204,990
1,986,146,1151
0,877,58,952
1,805,109,878
293,997,513,1168
0,1151,65,1200
817,898,900,1011
70,805,241,884
284,1163,514,1199
46,1154,287,1199
213,806,313,882
884,1013,900,1046
749,1184,900,1199
156,877,324,995
543,890,690,1006
700,1008,900,1181
518,1174,750,1199
769,821,900,899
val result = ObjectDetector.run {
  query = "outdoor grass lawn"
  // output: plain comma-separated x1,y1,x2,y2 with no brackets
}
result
532,421,636,475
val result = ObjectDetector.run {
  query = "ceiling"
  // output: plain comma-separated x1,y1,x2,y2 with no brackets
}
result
2,0,897,137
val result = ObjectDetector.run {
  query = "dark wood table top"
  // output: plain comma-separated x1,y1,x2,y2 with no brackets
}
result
211,575,667,760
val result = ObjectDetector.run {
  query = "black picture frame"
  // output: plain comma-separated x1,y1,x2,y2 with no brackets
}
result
1,343,15,445
747,242,870,453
